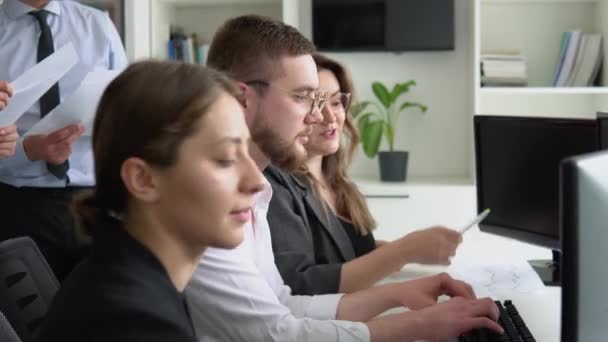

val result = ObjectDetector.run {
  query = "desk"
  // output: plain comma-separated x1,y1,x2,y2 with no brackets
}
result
364,183,561,342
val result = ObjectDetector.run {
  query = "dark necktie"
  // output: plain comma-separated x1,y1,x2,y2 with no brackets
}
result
29,10,69,180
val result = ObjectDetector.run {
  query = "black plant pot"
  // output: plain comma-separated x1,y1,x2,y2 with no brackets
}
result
378,151,409,182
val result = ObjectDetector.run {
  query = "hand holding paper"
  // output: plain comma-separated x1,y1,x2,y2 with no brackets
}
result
0,81,13,111
23,124,84,164
0,124,19,158
0,43,78,126
25,70,120,136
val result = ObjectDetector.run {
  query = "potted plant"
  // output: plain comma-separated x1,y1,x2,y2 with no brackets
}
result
351,81,427,182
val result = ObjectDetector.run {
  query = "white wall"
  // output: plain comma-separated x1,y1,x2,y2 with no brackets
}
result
172,4,282,44
124,0,151,61
150,1,175,60
298,0,474,180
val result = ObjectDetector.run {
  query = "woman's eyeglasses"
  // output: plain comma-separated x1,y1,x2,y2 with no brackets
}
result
326,92,351,113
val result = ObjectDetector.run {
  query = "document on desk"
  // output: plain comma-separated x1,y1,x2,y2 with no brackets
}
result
25,70,120,136
0,43,78,126
448,260,545,299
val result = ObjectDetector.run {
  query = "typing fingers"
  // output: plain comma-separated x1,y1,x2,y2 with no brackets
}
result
463,317,504,335
442,277,476,300
469,297,500,321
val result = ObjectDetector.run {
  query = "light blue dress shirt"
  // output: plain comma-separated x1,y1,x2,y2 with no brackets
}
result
0,0,127,187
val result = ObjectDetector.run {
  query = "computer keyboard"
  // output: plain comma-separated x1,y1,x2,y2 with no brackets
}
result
458,300,536,342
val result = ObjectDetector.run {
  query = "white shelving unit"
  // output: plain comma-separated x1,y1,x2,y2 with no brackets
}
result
474,0,608,118
124,0,301,61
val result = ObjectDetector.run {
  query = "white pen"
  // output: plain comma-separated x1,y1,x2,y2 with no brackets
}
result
458,208,491,234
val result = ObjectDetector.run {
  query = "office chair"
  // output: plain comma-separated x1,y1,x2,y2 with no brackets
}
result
0,237,59,342
0,311,21,342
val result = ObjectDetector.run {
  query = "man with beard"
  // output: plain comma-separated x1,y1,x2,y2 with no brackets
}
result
185,15,503,342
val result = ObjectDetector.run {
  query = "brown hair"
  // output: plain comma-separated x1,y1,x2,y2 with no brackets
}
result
73,61,240,233
296,54,376,235
206,15,316,82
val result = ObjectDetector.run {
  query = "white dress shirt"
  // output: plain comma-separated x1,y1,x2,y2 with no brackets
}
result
186,179,370,341
0,0,127,187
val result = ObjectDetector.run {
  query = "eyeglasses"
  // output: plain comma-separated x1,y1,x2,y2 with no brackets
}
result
245,80,328,115
325,92,352,114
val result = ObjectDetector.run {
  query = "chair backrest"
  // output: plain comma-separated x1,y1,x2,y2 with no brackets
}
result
0,311,21,342
0,237,59,342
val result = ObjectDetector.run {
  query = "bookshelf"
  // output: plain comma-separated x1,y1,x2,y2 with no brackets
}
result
122,0,301,62
474,0,608,117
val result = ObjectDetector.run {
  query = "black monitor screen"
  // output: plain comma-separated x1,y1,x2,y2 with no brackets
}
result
475,116,599,249
312,0,454,51
313,0,385,50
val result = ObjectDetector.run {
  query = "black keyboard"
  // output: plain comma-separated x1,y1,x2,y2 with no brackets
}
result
458,300,536,342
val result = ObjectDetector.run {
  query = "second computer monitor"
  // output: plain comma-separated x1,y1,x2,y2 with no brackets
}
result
560,150,608,342
474,115,600,284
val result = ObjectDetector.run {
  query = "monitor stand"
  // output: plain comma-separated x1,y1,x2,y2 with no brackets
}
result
528,250,560,286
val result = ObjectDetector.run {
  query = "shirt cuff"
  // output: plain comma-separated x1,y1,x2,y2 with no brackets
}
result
334,321,371,342
303,293,344,320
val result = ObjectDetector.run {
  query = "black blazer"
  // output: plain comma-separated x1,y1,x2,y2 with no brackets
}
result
265,166,375,295
35,216,197,342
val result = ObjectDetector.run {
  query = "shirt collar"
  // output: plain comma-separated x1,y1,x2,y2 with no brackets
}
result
254,178,273,212
4,0,61,20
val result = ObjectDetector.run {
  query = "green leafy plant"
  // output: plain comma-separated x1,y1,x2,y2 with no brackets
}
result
351,81,428,158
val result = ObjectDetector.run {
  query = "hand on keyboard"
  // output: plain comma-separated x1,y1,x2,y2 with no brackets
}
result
413,297,503,340
459,300,536,342
393,272,477,310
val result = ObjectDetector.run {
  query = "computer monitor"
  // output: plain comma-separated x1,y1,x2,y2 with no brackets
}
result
560,150,608,342
474,115,601,285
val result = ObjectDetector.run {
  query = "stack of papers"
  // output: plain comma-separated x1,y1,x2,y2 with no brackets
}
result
0,42,119,136
25,70,120,136
0,43,78,127
449,260,545,299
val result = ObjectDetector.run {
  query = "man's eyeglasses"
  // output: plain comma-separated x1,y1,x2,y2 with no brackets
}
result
245,80,328,115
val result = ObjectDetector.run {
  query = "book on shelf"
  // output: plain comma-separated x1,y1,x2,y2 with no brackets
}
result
552,31,571,85
168,25,209,65
552,30,603,87
480,49,525,61
480,50,528,87
570,34,603,87
555,30,582,86
480,76,528,87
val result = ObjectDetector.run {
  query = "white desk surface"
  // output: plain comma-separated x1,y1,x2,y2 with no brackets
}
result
377,227,561,342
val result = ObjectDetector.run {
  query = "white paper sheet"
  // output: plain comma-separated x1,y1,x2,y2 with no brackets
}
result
25,70,120,136
0,43,78,126
448,260,545,299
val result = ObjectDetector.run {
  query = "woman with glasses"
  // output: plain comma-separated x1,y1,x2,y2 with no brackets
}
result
265,53,463,295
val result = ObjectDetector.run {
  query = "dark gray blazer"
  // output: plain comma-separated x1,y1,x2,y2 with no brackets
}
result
265,166,359,295
36,215,197,342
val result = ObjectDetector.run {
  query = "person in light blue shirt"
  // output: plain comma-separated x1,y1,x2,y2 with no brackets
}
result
0,0,127,281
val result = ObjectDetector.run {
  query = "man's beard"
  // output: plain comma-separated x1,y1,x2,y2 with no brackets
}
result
250,117,309,172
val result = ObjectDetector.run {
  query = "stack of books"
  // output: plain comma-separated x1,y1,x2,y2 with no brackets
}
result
481,51,528,87
168,26,209,65
553,30,603,87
